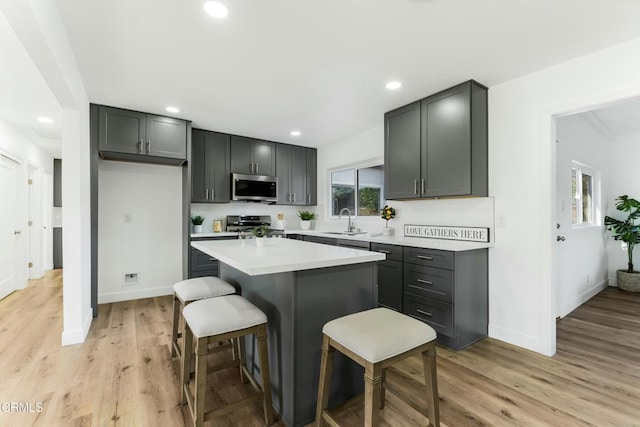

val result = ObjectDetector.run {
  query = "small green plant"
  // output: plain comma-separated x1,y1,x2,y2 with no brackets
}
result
380,205,396,228
605,195,640,272
297,210,316,221
191,215,205,226
251,225,271,238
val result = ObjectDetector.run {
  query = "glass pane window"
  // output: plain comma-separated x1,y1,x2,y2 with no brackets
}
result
582,173,592,224
571,162,598,227
331,165,384,217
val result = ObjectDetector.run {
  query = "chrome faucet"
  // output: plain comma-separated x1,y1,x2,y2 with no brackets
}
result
339,208,353,232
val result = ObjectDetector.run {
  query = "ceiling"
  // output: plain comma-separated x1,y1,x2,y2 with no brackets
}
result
0,11,62,157
5,1,640,158
585,97,640,138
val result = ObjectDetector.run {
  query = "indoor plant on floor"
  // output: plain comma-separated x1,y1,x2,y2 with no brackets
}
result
191,215,205,234
604,195,640,292
297,210,316,230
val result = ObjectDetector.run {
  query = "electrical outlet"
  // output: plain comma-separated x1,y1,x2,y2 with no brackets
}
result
124,273,138,284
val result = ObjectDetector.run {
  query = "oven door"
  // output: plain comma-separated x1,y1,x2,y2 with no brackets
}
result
232,173,278,202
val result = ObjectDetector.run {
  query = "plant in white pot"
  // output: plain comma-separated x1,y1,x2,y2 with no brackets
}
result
297,210,316,230
604,195,640,292
251,225,271,246
191,215,205,233
380,205,396,236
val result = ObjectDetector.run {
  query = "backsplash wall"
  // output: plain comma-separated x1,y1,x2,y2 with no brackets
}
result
191,203,313,232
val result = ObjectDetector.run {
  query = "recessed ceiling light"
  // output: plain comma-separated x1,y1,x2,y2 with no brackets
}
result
203,1,228,18
37,116,53,124
166,106,180,114
386,81,402,90
290,131,301,136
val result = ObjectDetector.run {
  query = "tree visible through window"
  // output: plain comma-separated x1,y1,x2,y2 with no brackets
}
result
331,165,384,216
571,162,597,226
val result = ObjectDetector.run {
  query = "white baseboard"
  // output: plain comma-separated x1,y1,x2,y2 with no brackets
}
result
98,286,173,304
61,310,93,346
559,279,609,318
488,324,548,355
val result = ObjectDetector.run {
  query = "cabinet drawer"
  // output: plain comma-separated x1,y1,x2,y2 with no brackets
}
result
404,247,453,270
370,243,402,261
337,239,370,250
302,235,337,246
191,248,218,272
378,259,403,312
404,293,453,337
404,264,453,303
190,268,219,279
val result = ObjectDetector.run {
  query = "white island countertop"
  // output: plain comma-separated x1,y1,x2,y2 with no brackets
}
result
191,238,385,276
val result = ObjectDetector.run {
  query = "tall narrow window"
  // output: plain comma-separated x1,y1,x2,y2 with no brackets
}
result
571,161,598,227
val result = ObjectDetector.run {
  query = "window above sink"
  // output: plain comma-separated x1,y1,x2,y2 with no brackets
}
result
330,164,384,218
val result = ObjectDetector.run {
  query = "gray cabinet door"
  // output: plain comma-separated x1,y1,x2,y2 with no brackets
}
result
53,227,63,269
191,129,208,202
208,131,231,202
290,145,307,205
230,135,253,174
98,106,146,155
253,140,275,176
421,83,471,197
276,144,292,204
305,148,317,205
384,102,421,199
146,115,187,159
53,159,62,207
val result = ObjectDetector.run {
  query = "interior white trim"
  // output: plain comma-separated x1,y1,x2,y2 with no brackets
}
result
98,286,174,304
559,279,609,319
61,310,92,346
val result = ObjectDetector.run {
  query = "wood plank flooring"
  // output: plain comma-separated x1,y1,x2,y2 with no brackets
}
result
1,271,639,426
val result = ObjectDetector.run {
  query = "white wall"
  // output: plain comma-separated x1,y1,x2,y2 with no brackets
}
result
606,131,640,281
98,161,183,302
489,36,640,356
0,118,53,290
555,114,609,318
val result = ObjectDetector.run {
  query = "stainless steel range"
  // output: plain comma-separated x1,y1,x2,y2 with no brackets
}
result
226,215,272,232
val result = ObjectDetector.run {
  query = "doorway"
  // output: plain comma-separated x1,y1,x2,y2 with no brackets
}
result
0,153,22,300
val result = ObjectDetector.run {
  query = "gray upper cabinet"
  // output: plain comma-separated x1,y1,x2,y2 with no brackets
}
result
97,105,187,165
305,148,317,205
192,129,231,203
230,135,275,176
53,158,62,207
384,80,487,199
276,144,307,205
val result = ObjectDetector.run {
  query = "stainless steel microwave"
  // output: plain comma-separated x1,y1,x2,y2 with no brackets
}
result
231,173,278,202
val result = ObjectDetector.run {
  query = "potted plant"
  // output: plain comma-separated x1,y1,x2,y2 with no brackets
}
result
604,195,640,292
251,225,271,246
191,215,205,233
380,205,396,236
297,210,316,230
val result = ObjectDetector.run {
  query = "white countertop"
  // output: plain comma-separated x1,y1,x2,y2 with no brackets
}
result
191,232,238,238
289,230,493,251
191,238,385,276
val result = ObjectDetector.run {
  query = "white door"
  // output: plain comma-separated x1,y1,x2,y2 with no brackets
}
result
0,154,21,299
555,143,569,318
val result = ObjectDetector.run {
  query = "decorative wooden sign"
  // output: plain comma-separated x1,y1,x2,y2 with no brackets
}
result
404,225,490,243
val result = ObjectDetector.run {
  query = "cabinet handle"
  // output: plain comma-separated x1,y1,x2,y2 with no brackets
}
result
138,139,143,153
209,258,216,261
307,194,311,204
205,189,209,200
146,140,150,154
250,162,254,173
421,178,425,194
416,309,433,317
255,163,259,174
211,187,214,200
414,179,418,194
377,249,391,254
292,193,295,203
416,279,433,285
416,255,433,260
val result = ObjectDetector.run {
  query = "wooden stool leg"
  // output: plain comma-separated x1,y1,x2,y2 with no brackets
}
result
256,325,274,425
364,362,382,427
194,337,208,427
171,295,180,357
422,342,440,427
238,336,248,384
180,322,193,405
315,335,335,427
379,368,386,409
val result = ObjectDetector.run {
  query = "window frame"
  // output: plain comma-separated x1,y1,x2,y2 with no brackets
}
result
571,161,600,229
327,159,384,219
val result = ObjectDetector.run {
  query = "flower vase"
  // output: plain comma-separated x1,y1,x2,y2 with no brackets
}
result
382,227,394,236
300,220,311,230
255,237,265,247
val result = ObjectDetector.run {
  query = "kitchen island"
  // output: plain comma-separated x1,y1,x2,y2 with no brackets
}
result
191,238,385,427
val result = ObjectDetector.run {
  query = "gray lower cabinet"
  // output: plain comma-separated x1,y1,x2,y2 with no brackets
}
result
189,236,237,278
276,144,307,205
230,135,275,176
402,246,488,350
53,227,63,269
53,159,62,207
97,105,187,165
384,80,487,199
301,235,337,246
191,129,231,203
371,243,403,311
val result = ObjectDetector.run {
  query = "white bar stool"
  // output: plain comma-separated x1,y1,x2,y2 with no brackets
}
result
180,294,275,427
171,276,235,359
315,307,440,427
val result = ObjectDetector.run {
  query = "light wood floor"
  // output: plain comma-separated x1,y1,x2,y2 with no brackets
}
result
1,271,639,426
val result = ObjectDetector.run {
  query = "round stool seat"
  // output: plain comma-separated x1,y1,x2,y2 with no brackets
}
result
183,295,267,338
323,307,437,363
173,276,235,303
